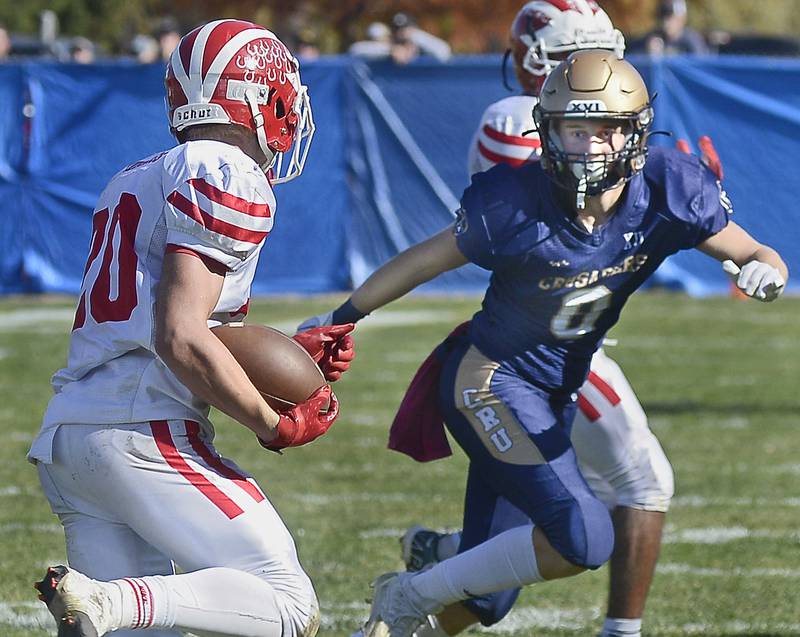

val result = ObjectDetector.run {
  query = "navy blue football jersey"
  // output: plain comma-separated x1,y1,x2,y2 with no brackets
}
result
454,146,731,395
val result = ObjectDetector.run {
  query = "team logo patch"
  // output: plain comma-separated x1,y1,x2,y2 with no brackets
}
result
717,181,733,215
454,208,469,235
566,100,608,116
623,231,644,250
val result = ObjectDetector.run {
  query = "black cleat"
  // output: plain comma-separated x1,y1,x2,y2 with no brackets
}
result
35,566,101,637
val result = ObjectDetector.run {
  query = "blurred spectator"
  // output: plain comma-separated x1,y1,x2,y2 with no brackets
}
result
389,12,451,65
0,23,10,61
295,27,320,61
131,34,160,64
70,36,95,64
155,17,182,62
349,22,392,59
643,0,709,56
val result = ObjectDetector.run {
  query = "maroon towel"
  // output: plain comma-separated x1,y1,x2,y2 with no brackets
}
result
388,322,471,462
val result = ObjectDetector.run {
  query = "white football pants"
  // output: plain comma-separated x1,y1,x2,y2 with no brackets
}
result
572,349,675,513
37,420,318,637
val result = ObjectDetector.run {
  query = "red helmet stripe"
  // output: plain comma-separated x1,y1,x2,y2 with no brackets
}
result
201,20,254,80
178,27,200,80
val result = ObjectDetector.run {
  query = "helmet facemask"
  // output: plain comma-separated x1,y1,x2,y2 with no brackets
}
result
535,106,653,208
246,77,315,184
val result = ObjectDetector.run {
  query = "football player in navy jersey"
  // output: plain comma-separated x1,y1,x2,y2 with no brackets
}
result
306,50,787,637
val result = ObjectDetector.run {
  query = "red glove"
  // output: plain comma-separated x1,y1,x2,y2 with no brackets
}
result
259,385,340,451
676,136,724,180
293,324,356,382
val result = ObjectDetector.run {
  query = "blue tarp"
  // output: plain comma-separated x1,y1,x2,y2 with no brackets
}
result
0,55,797,295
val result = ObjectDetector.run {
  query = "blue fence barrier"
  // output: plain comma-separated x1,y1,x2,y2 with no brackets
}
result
0,55,797,295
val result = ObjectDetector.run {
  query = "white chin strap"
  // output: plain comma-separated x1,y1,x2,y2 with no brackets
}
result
244,86,315,185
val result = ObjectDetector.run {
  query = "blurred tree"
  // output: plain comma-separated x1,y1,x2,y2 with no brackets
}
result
1,0,798,56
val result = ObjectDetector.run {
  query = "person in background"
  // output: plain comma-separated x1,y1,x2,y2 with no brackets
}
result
131,34,160,64
644,0,709,56
0,23,12,61
390,12,451,65
69,36,96,64
155,17,182,63
349,22,393,60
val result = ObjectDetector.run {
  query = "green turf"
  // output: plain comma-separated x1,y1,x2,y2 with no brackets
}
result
0,292,798,636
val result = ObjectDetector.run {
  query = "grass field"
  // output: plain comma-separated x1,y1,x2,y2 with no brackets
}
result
1,292,799,636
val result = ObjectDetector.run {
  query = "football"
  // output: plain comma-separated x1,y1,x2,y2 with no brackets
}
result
212,323,326,411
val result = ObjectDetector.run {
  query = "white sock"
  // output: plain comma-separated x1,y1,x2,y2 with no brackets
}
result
601,617,642,637
436,532,461,561
409,525,542,606
115,568,285,636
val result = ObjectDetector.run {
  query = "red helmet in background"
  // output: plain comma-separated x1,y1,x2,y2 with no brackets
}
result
165,19,315,184
510,0,625,95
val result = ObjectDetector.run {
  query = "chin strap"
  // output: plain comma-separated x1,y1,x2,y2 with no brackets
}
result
244,89,277,175
576,175,588,210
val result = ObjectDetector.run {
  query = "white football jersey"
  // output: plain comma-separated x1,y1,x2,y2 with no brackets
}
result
467,95,541,177
30,140,275,463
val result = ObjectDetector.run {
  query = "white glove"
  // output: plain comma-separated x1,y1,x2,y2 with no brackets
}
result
296,310,335,333
722,260,785,302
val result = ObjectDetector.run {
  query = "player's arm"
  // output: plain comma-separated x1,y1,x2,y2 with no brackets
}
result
154,250,281,441
696,221,788,301
301,226,468,329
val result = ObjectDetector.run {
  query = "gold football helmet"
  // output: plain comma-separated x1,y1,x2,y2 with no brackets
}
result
532,49,653,207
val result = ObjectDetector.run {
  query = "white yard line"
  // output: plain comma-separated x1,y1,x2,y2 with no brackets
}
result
0,308,74,330
672,495,800,508
658,562,800,577
0,307,461,334
663,526,799,544
0,601,52,630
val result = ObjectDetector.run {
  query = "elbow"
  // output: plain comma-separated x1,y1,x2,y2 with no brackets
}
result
155,322,191,367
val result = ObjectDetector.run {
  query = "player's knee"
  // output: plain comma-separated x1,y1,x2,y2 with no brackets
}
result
287,595,320,637
299,600,321,637
463,589,520,627
548,495,615,570
613,439,675,513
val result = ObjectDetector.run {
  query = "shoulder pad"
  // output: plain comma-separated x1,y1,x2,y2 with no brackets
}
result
163,141,275,264
470,96,541,175
644,146,710,223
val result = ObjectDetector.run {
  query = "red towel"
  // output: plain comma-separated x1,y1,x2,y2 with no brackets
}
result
388,322,471,462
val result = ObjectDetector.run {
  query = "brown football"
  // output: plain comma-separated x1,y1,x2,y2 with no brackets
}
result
212,323,326,411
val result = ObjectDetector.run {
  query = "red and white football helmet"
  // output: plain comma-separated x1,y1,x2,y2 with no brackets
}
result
510,0,625,95
165,19,315,184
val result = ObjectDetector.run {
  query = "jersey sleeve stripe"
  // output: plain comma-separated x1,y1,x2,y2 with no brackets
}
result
167,190,269,245
577,393,601,422
478,141,529,168
482,124,541,149
187,177,271,218
587,371,622,406
150,420,245,519
185,420,266,504
165,244,229,274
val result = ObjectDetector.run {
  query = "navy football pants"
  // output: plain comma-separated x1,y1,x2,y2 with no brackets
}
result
438,338,614,626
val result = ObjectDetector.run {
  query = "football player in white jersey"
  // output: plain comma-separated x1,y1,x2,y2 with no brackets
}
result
405,4,670,637
28,19,353,637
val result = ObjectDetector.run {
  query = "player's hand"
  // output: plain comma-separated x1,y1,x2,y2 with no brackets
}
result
292,324,356,382
722,260,785,302
297,311,334,333
259,385,340,451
